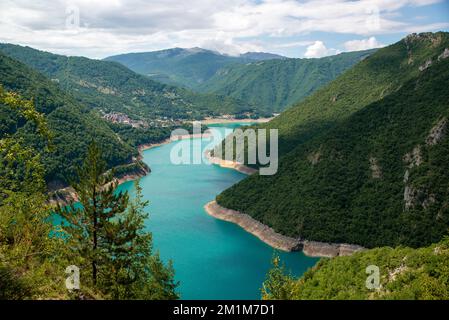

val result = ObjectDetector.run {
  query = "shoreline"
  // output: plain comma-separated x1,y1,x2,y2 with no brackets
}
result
204,200,365,258
201,117,273,125
49,132,213,205
205,150,258,175
49,118,268,205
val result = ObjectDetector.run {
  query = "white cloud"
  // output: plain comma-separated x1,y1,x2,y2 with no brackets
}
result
273,41,315,48
304,41,340,58
0,0,447,58
304,41,328,58
344,36,386,51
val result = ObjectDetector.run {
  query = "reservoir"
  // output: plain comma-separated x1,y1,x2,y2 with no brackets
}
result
116,123,318,299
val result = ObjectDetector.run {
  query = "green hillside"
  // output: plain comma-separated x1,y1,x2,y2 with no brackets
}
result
0,52,134,185
198,50,375,112
216,32,449,249
0,44,260,120
263,238,449,300
104,47,285,89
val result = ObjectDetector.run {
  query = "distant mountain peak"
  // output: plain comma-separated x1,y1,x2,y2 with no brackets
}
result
239,52,286,61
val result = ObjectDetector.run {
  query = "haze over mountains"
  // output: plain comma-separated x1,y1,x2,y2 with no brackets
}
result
197,50,375,112
0,44,258,121
104,48,286,88
106,47,373,112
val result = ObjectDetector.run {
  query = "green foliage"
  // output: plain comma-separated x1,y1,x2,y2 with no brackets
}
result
261,255,295,300
217,32,449,248
56,142,178,299
0,52,134,185
263,238,449,300
199,50,375,112
0,44,257,119
56,142,130,286
0,88,68,299
105,47,284,89
99,182,178,299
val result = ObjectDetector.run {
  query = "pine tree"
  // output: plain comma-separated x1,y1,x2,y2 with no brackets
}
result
101,182,179,299
57,142,179,299
56,141,129,288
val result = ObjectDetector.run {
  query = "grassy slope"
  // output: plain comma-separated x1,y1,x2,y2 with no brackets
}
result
216,32,449,248
198,50,375,112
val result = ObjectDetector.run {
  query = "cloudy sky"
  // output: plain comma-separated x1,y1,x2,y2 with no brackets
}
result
0,0,448,58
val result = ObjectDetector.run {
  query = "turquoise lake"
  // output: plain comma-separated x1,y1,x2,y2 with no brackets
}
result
116,123,318,299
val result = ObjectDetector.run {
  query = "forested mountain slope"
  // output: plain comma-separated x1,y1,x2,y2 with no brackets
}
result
0,52,133,185
216,32,449,249
0,44,260,120
105,47,285,89
198,50,375,112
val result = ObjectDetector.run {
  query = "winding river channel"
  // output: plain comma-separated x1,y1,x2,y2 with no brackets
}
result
116,123,318,299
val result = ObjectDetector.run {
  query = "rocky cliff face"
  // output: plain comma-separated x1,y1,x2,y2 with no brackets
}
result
403,117,447,210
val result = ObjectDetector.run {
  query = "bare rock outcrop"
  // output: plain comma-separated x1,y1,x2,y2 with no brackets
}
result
403,118,447,210
403,147,422,210
419,59,432,71
369,157,382,179
438,48,449,61
426,118,447,146
403,145,422,168
404,185,418,210
308,151,321,165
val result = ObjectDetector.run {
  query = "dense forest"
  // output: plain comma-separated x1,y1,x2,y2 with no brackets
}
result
216,32,449,249
0,44,263,120
197,49,375,112
106,46,373,113
0,52,135,185
105,47,285,89
0,48,222,186
0,88,178,299
2,28,449,300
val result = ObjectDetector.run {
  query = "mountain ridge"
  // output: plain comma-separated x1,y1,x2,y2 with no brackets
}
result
215,32,449,249
198,49,375,112
0,43,261,120
0,51,134,184
104,47,286,88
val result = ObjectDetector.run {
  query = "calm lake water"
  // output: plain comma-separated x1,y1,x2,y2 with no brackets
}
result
116,123,318,299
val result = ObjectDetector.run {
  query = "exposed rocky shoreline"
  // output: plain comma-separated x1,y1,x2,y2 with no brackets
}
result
49,132,214,205
204,200,364,258
49,163,150,206
205,150,258,175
